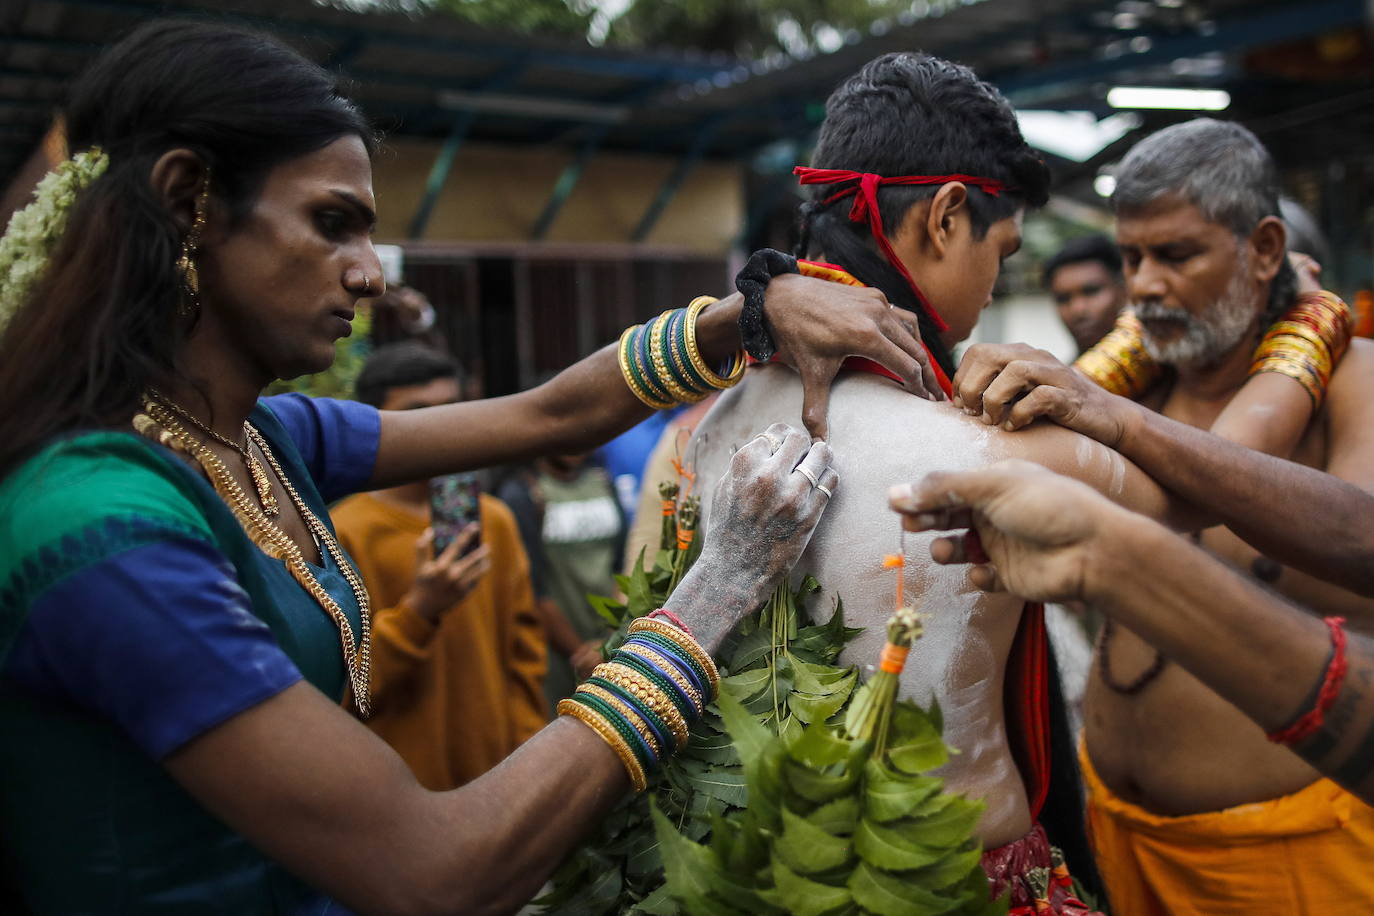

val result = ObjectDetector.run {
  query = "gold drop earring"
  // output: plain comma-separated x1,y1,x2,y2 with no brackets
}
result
176,176,210,318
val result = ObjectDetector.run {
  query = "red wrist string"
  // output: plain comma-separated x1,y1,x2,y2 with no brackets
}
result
794,166,1013,334
647,607,693,637
1267,616,1347,746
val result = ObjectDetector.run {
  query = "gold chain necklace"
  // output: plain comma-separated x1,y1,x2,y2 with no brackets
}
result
133,396,373,718
147,390,280,517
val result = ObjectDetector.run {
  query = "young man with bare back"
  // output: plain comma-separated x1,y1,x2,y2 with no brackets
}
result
692,53,1174,914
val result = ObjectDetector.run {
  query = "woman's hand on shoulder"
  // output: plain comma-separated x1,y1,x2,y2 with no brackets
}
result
764,274,944,439
665,423,837,651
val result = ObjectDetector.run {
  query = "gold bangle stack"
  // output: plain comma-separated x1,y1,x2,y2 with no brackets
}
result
1250,291,1353,408
558,698,649,792
627,616,720,697
1072,310,1161,398
616,297,748,410
557,610,719,792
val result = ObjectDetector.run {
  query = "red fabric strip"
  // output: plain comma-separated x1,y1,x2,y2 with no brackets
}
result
795,167,1012,335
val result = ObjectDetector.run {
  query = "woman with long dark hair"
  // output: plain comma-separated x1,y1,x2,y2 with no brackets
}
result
0,20,935,914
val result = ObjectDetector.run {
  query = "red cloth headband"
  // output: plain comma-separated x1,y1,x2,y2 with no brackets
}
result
795,166,1012,334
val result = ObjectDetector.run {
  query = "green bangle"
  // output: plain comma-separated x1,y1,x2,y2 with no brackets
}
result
614,651,695,722
631,631,713,697
634,314,674,404
670,306,717,394
620,324,674,409
587,675,678,754
572,692,656,771
659,308,711,398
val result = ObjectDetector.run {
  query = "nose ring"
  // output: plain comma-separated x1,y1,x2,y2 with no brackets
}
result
361,274,372,295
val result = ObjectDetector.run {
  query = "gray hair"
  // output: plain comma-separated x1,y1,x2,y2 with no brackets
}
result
1114,118,1294,323
1113,119,1280,236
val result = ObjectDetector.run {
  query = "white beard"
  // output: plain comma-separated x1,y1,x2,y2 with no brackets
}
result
1133,266,1259,369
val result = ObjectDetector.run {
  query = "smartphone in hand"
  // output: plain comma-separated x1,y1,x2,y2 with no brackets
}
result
429,473,482,557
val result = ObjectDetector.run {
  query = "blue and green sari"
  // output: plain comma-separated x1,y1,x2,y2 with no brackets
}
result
0,394,378,914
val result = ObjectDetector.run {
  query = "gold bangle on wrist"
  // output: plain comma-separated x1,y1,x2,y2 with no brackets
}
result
618,325,675,409
684,296,746,390
558,698,648,792
576,683,665,760
627,617,720,699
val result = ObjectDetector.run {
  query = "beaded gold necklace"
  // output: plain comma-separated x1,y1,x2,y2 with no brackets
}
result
133,395,372,718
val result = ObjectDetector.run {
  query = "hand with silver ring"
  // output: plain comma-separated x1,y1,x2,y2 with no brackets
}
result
667,423,840,646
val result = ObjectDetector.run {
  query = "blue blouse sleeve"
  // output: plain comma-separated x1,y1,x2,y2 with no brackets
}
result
3,537,304,760
259,394,381,504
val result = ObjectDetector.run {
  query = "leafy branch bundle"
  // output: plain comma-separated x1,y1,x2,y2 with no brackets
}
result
541,480,1001,916
652,609,1006,916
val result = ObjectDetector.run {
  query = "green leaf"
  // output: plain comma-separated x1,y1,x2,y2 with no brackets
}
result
721,668,773,703
807,796,860,835
909,843,985,892
788,726,855,769
784,759,860,804
624,561,655,618
716,691,772,773
893,797,987,848
863,759,943,823
886,704,949,774
687,767,750,807
787,687,853,725
848,860,967,916
588,592,627,628
650,803,742,916
631,884,681,915
854,817,948,871
776,804,854,874
726,630,775,671
770,856,853,916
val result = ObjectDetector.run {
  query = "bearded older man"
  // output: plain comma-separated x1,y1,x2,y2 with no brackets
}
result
954,119,1374,914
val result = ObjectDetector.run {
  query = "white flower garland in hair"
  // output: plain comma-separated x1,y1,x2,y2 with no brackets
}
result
0,147,109,333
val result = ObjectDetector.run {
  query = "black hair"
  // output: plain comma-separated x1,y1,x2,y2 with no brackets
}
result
0,19,376,478
355,342,463,408
798,52,1051,376
1041,234,1123,288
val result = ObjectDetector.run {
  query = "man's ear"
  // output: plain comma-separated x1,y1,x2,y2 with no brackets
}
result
1248,215,1287,284
149,149,212,236
923,182,970,260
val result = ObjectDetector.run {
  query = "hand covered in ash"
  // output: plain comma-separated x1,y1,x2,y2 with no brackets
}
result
664,423,838,653
888,459,1131,603
953,342,1139,447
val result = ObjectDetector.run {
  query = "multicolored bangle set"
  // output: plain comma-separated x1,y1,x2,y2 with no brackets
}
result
1075,292,1354,405
557,616,719,792
1072,310,1161,398
1249,291,1353,408
617,296,747,410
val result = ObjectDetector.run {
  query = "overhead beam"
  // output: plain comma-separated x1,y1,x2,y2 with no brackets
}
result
406,60,529,239
530,125,609,240
632,115,724,243
994,0,1366,105
407,111,475,240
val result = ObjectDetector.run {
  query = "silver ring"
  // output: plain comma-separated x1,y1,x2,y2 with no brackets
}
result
755,431,783,454
362,274,373,295
816,483,833,499
796,464,820,487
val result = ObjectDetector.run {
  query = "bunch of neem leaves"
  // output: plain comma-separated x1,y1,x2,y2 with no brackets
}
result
539,482,1003,916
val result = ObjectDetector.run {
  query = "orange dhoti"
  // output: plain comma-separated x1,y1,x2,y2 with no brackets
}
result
1080,743,1374,915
